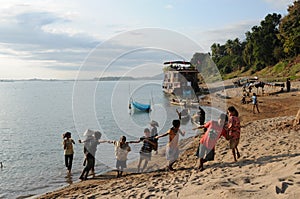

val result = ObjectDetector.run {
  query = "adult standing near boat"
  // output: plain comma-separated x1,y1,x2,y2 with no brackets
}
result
198,106,206,126
194,106,206,156
62,132,75,176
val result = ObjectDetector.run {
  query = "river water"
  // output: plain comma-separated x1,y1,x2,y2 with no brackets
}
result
0,80,221,198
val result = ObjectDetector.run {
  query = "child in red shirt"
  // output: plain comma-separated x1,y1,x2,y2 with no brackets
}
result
193,113,228,171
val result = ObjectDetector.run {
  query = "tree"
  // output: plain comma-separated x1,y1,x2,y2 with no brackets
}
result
279,1,300,57
242,13,282,71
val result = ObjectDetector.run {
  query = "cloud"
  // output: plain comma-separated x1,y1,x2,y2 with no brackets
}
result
192,20,257,52
0,10,99,75
263,0,294,9
165,4,174,9
74,28,202,78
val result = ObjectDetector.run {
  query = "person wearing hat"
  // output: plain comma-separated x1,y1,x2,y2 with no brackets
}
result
79,130,106,180
149,120,159,153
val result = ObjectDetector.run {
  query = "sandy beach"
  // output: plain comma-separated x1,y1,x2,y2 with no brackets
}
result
39,79,300,199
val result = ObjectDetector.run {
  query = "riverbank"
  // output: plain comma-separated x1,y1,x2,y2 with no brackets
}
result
39,79,300,199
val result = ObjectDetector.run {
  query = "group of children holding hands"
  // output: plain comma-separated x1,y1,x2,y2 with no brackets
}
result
62,105,241,180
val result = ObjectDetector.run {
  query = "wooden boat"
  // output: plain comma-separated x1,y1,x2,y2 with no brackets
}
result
162,61,200,97
129,98,151,113
170,98,185,106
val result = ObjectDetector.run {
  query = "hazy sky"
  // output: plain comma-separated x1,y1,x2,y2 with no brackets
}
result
0,0,294,79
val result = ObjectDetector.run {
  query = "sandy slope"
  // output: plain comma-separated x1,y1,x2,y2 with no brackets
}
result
39,80,300,199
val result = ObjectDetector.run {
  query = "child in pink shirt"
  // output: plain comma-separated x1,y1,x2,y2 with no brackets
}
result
193,113,228,171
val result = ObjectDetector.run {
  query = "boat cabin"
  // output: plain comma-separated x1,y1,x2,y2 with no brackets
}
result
162,61,200,97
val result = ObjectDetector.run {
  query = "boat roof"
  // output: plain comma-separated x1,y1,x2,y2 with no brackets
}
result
163,61,197,72
163,61,191,65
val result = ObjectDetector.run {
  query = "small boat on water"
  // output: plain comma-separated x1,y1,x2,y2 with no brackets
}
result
129,98,151,113
170,98,199,108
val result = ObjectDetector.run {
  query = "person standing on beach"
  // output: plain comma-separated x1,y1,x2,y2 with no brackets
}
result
252,93,260,113
81,129,95,177
79,130,105,180
62,132,75,176
149,120,159,154
194,106,206,156
227,106,241,162
192,113,228,171
198,106,206,126
130,128,156,173
286,78,291,92
155,120,185,171
107,136,131,177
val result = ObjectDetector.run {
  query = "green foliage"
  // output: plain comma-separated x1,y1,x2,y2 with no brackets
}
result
211,38,245,74
209,1,299,78
279,1,300,56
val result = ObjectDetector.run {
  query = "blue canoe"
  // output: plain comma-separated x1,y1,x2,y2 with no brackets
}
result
131,100,151,112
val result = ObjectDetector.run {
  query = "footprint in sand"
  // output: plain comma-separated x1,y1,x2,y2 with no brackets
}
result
275,182,293,194
144,194,156,199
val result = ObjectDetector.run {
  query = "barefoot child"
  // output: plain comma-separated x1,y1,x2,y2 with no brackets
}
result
193,113,228,171
62,132,75,175
107,136,131,177
156,120,185,171
252,93,260,113
79,130,106,180
130,128,156,173
149,120,159,154
227,106,241,162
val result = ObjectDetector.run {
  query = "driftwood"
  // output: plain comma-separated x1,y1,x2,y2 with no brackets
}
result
294,108,300,127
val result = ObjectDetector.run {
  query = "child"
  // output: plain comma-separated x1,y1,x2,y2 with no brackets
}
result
252,93,260,113
81,129,95,176
107,136,131,177
156,120,185,171
79,130,105,180
227,106,241,162
193,113,228,171
149,120,159,154
130,128,156,173
62,132,75,175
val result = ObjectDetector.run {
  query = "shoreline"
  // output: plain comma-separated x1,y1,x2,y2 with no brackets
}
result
38,79,300,199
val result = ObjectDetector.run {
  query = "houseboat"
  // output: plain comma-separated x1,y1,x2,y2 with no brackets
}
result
162,61,200,97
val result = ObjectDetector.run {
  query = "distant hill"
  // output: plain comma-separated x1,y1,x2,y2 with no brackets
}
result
93,73,164,81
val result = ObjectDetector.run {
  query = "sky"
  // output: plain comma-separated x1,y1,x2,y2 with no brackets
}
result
0,0,295,79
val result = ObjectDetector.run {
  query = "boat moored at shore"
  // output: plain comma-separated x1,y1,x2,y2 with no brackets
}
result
162,61,200,98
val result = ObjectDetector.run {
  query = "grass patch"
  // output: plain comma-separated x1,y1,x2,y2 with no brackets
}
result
272,61,288,74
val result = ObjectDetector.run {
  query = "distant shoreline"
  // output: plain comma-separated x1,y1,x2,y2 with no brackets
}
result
0,77,163,82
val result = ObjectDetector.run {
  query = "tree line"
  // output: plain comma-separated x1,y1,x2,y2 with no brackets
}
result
192,1,299,77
